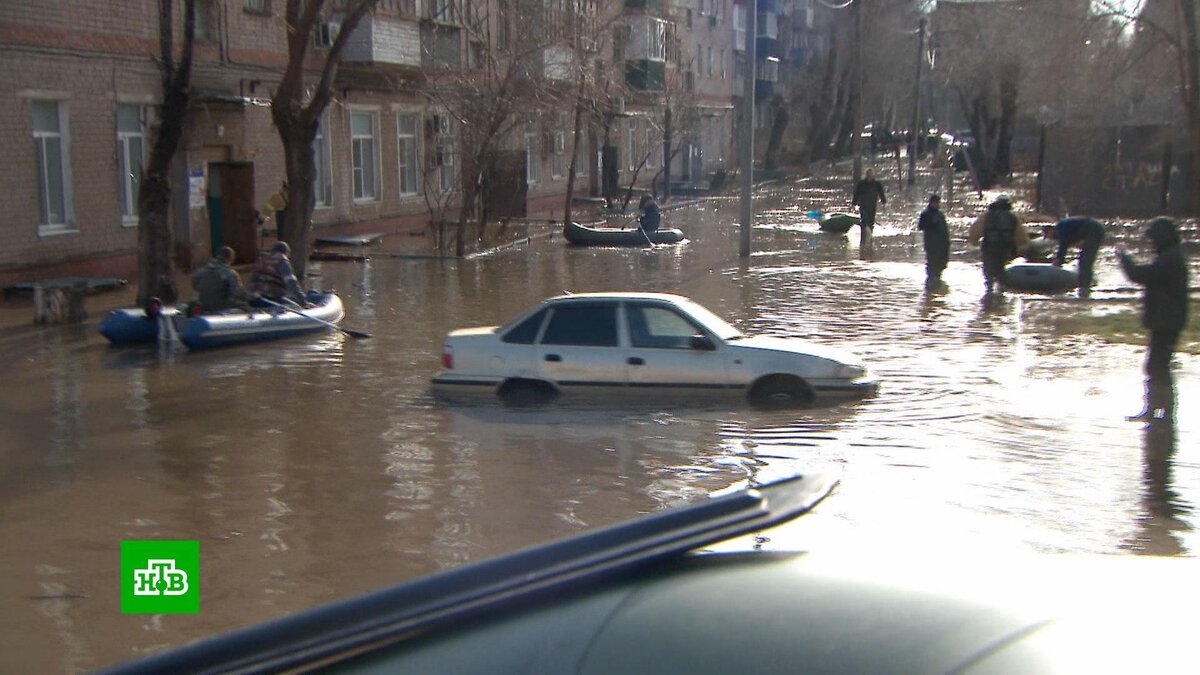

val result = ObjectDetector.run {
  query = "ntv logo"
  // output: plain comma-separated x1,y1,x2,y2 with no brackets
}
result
121,541,199,614
133,559,189,596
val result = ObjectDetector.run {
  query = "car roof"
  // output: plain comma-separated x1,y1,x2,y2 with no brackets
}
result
544,292,692,304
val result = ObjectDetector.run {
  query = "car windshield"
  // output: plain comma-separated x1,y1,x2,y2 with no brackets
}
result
676,299,744,340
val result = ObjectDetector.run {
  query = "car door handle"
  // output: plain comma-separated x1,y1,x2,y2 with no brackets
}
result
544,354,561,362
628,357,645,365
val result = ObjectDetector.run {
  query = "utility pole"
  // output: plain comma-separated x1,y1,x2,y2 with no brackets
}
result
851,0,864,182
739,0,757,258
908,17,925,186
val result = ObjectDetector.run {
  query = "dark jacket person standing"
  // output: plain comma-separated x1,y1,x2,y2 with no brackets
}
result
1119,217,1189,421
851,169,886,246
917,193,950,286
968,195,1029,294
1047,216,1106,297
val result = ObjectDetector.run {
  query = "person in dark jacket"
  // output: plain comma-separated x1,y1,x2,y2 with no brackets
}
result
251,241,310,307
851,169,886,247
917,193,950,287
968,195,1029,294
1045,216,1106,297
638,195,661,233
1119,217,1189,421
190,246,256,312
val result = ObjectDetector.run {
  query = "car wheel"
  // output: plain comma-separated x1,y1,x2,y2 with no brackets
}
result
498,379,559,405
750,375,813,408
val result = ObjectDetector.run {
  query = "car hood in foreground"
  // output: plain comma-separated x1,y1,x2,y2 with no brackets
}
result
729,335,867,365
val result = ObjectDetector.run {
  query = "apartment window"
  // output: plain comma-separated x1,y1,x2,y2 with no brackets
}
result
32,100,72,233
244,0,269,13
116,104,145,223
720,49,726,79
196,0,217,42
525,132,541,184
314,114,332,206
707,46,713,77
397,114,419,196
627,119,638,171
380,0,417,15
350,110,379,201
550,131,566,179
645,127,657,168
574,132,588,177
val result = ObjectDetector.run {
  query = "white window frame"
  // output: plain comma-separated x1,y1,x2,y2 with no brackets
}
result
574,132,588,177
116,103,147,225
645,126,657,168
396,112,420,197
314,113,333,207
525,132,541,185
349,108,380,202
550,131,565,179
627,119,638,171
32,99,75,236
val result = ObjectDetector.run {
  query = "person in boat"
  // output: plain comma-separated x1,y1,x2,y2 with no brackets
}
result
1118,217,1189,422
638,195,661,233
190,246,257,313
251,241,311,308
916,193,950,288
851,168,886,247
968,194,1029,295
1043,216,1106,298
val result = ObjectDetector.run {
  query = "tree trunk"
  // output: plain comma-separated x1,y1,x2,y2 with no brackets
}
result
764,96,789,170
135,0,195,306
278,125,318,280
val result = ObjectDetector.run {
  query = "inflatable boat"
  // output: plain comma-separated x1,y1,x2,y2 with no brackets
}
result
818,212,861,234
563,221,686,246
98,292,345,350
1002,262,1078,293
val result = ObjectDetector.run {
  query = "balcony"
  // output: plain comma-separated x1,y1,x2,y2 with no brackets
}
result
342,14,422,67
626,59,666,91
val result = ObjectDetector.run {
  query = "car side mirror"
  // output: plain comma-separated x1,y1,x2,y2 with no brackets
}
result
690,334,716,351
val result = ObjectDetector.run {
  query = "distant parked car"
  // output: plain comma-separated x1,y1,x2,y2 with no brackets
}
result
432,292,878,405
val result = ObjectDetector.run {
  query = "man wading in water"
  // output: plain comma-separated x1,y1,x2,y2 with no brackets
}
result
851,168,886,249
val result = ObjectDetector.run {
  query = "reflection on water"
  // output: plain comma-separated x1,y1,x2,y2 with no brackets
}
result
0,176,1197,672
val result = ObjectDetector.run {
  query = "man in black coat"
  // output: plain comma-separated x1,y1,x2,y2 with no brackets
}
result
1119,217,1189,422
917,193,950,287
1045,216,1106,297
851,168,886,247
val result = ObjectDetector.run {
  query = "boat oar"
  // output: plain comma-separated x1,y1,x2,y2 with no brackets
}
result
259,297,372,339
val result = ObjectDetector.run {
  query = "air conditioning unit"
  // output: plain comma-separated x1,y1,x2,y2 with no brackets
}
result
314,21,341,48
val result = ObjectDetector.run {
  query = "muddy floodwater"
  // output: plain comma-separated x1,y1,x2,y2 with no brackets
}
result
1,175,1197,672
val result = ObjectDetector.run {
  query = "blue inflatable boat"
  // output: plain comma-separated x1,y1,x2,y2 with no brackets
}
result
98,292,345,350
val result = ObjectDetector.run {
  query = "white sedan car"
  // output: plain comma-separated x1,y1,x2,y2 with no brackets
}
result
432,293,877,405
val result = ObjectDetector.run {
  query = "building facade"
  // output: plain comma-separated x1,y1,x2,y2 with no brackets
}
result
0,0,758,286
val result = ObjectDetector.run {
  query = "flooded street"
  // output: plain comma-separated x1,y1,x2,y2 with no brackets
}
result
1,175,1197,672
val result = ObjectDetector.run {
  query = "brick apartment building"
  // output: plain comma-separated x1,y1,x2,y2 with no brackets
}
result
0,0,825,287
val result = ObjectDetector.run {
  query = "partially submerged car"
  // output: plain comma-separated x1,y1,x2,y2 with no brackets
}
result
431,292,877,405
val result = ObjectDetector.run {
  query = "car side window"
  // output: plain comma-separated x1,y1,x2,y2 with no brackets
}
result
540,304,618,347
627,305,704,349
502,308,549,344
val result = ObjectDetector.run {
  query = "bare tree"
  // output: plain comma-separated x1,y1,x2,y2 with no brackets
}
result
933,0,1091,189
422,0,573,256
135,0,196,306
271,0,378,279
1093,0,1200,210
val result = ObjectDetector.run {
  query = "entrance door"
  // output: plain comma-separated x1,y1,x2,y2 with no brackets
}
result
207,162,257,264
483,150,527,219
